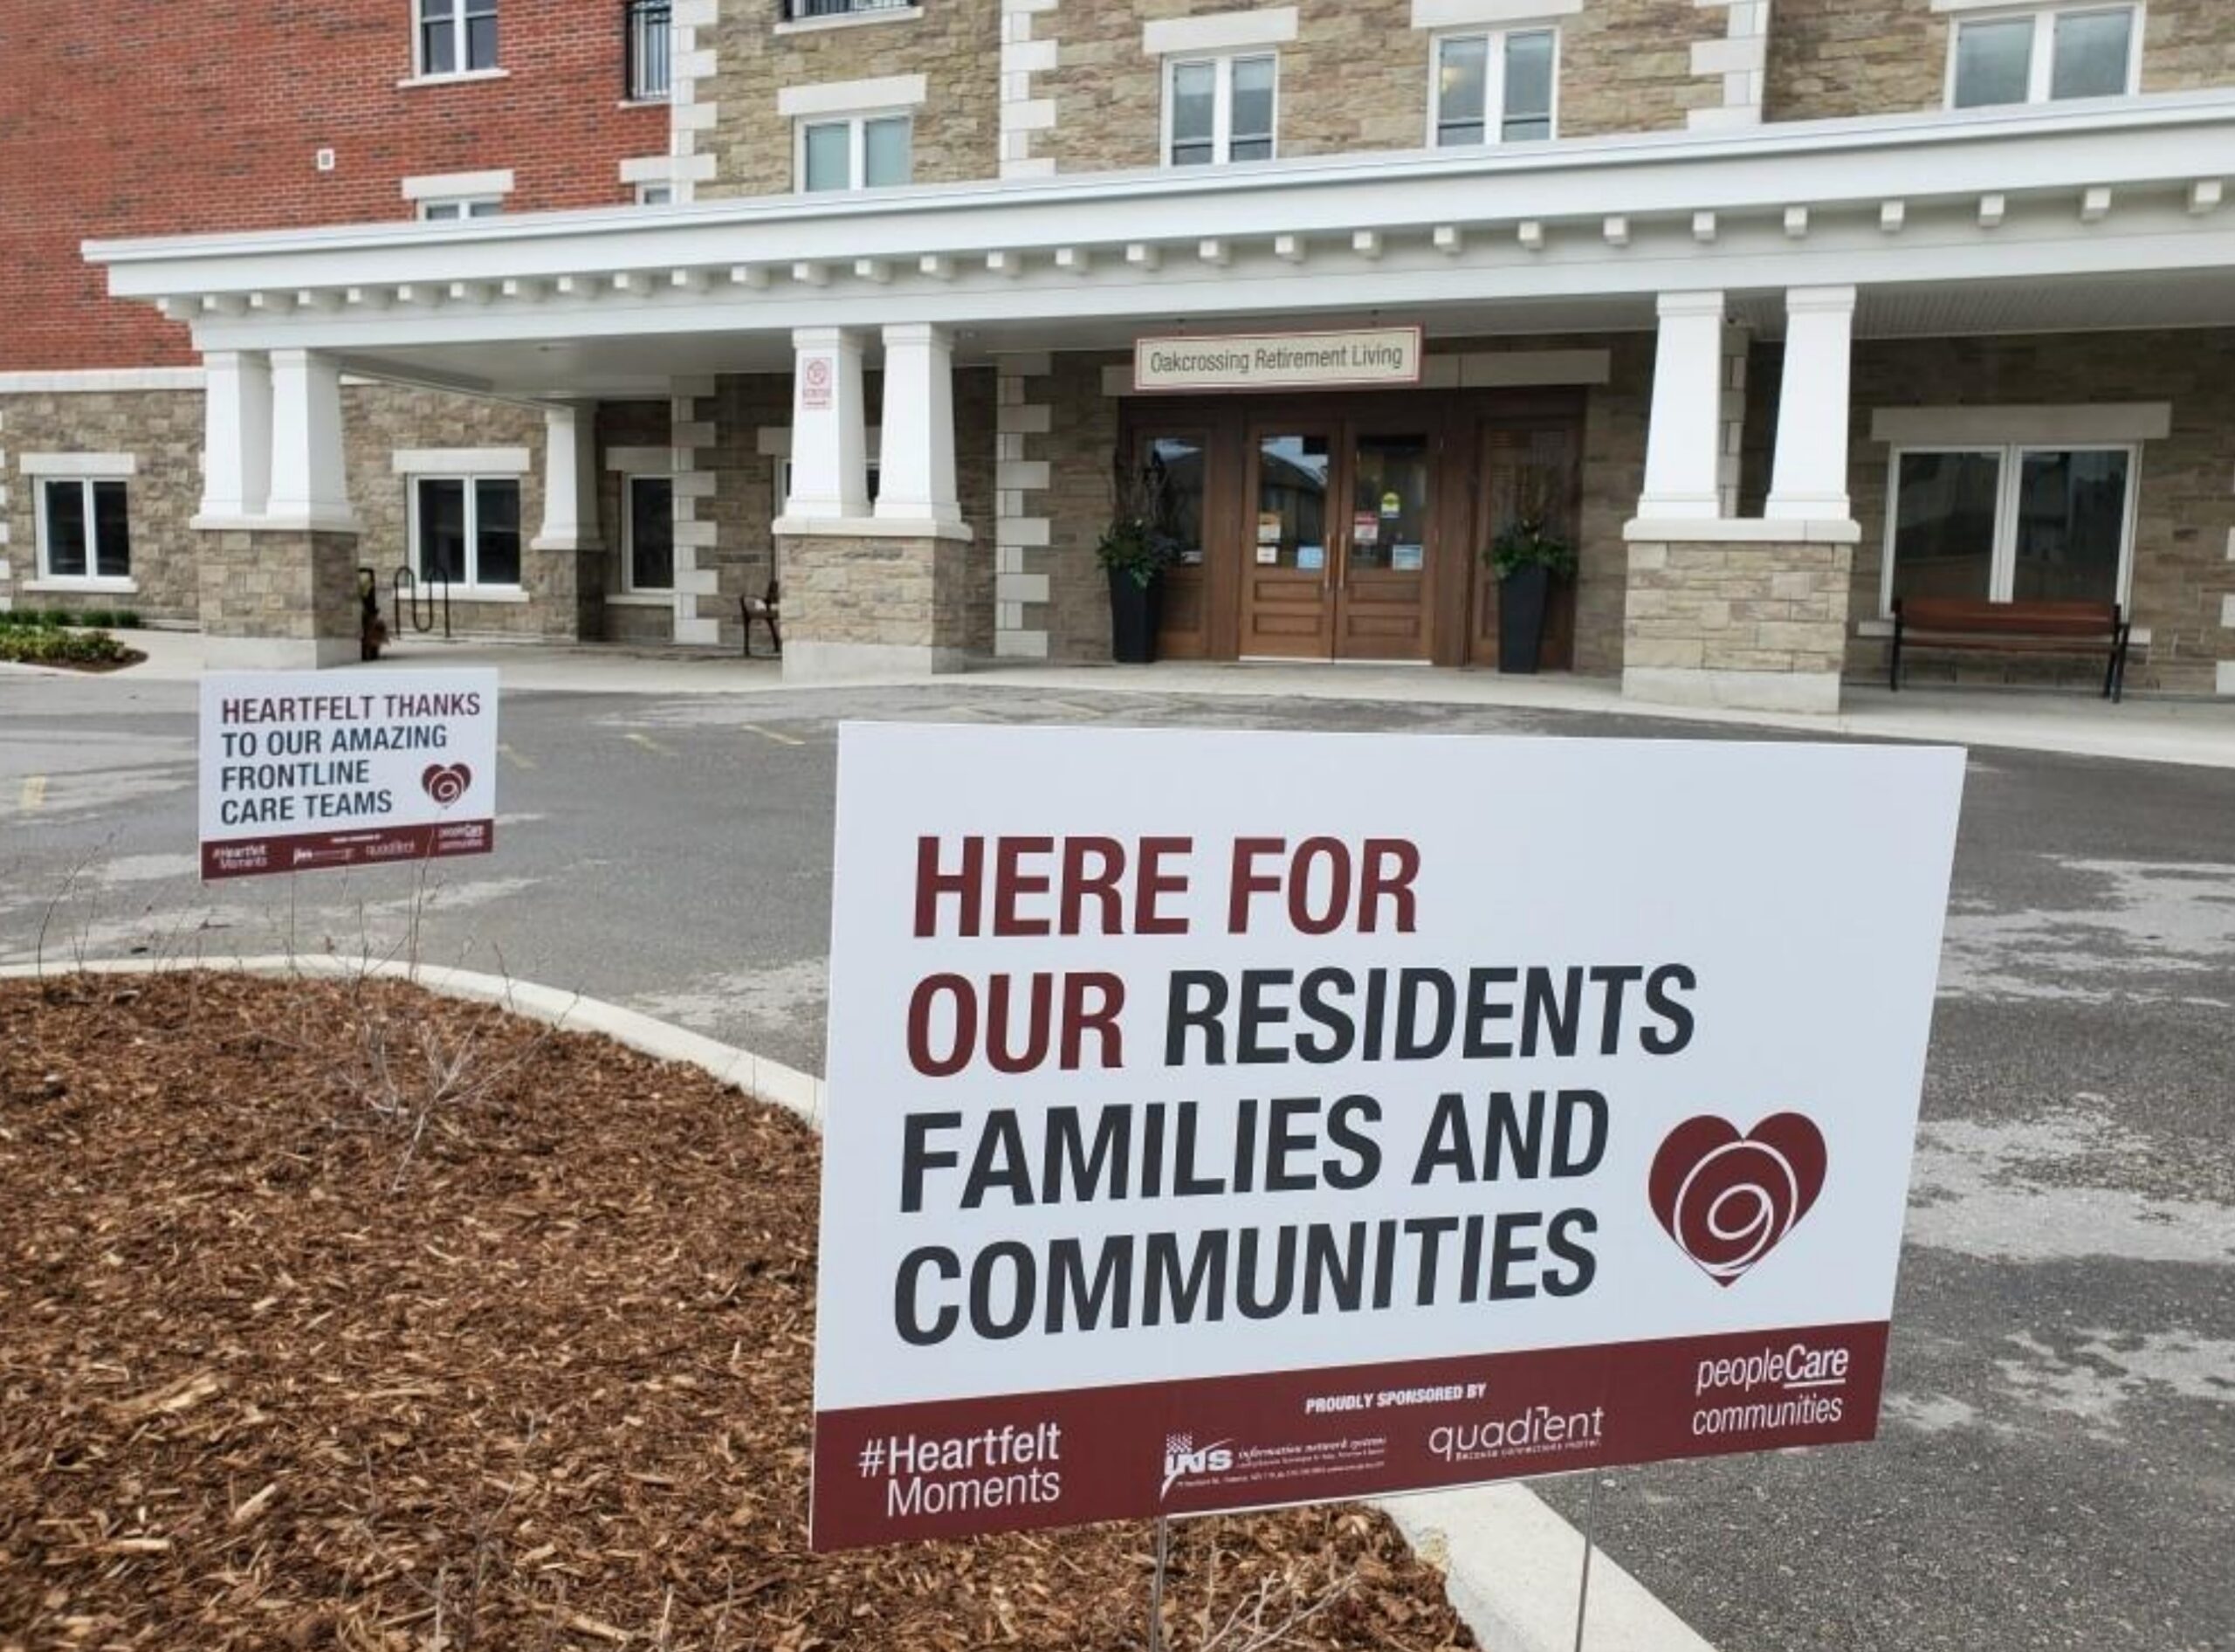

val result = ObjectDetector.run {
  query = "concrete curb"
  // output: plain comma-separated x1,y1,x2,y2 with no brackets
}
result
4,956,1713,1652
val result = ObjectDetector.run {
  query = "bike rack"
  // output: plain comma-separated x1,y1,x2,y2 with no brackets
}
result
391,566,453,639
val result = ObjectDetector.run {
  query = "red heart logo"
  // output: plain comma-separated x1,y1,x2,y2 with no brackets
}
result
1648,1113,1827,1286
421,763,473,809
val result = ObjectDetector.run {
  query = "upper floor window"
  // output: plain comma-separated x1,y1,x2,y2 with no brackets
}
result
1433,29,1558,146
626,0,670,100
798,113,912,191
417,0,499,77
1949,4,2137,108
1166,53,1276,167
419,196,503,220
782,0,917,15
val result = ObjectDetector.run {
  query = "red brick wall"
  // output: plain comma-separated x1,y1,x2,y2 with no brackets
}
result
0,1,666,370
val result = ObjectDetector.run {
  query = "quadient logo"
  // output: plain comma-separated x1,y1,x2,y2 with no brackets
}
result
1160,1433,1233,1498
1648,1112,1827,1286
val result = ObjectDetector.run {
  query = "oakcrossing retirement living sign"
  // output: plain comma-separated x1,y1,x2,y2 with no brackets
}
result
808,725,1964,1552
197,669,499,881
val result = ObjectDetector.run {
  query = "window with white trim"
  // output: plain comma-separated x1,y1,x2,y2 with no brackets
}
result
624,475,675,592
1949,4,2138,108
1166,53,1276,167
412,477,523,588
418,196,503,221
797,113,912,192
416,0,498,76
1433,29,1558,146
38,478,132,582
1883,444,2137,611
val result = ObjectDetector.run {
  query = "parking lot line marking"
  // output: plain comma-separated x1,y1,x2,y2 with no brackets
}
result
740,724,804,747
626,733,677,757
19,775,46,810
498,743,537,771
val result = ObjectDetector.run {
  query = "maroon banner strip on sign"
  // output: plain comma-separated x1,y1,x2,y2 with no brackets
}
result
201,820,496,882
810,1320,1887,1552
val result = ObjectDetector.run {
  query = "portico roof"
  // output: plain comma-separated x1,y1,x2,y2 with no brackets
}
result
86,92,2235,399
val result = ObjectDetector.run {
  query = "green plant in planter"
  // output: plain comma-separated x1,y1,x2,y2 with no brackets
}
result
1095,514,1182,590
1095,454,1184,590
1486,512,1578,582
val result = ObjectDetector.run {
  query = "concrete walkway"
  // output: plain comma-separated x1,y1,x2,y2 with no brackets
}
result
17,625,2233,769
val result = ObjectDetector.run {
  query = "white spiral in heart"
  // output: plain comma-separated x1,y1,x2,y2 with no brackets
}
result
424,767,470,808
1670,1139,1804,1282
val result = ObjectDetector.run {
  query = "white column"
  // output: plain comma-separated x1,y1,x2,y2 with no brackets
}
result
1636,290,1730,522
876,323,963,532
781,326,870,522
196,349,272,523
531,401,602,549
1766,285,1859,523
265,348,356,530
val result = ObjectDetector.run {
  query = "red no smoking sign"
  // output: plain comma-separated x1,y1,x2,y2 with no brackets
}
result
801,354,834,410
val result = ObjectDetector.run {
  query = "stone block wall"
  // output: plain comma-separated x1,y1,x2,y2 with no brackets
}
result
198,527,363,666
1845,331,2235,694
1033,351,1127,663
1037,0,1723,175
779,532,974,678
343,382,558,639
698,0,1000,198
0,389,203,622
1767,0,2233,122
1625,537,1853,712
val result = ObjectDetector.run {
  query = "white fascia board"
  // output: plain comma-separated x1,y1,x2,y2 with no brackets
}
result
1143,7,1300,54
86,95,2235,332
777,75,928,118
401,169,517,202
392,446,533,474
1871,403,2174,444
1410,0,1583,27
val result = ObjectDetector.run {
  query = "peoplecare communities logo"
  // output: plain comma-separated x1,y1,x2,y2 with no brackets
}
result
421,763,473,809
1648,1113,1827,1285
1160,1433,1234,1499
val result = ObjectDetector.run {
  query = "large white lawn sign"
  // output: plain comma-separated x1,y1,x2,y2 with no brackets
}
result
810,725,1963,1552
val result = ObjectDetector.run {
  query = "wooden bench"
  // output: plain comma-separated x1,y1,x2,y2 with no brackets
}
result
740,577,781,659
1890,596,2131,701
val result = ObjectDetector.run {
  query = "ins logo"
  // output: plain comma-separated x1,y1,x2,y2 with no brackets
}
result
1649,1113,1827,1286
1161,1433,1234,1498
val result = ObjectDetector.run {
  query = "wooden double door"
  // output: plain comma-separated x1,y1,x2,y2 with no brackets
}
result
1131,390,1583,668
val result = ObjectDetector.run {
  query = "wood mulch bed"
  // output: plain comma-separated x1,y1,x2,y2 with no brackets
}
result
0,973,1474,1651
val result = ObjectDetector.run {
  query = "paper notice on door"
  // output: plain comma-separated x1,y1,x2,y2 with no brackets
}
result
1296,544,1326,572
1256,543,1280,565
1352,512,1379,547
1392,543,1425,571
1258,513,1283,544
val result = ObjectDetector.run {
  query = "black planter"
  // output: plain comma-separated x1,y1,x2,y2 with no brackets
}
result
1108,568,1162,664
1497,562,1553,674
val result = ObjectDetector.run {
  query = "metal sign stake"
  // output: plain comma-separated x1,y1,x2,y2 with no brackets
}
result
1571,1472,1602,1652
1148,1515,1172,1652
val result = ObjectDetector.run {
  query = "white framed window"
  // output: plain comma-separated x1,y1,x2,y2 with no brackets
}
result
418,196,503,221
1948,4,2140,108
1165,52,1277,166
1431,29,1558,145
37,478,133,584
411,476,523,589
1881,444,2139,614
623,474,675,593
796,113,913,192
634,181,673,206
416,0,499,77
